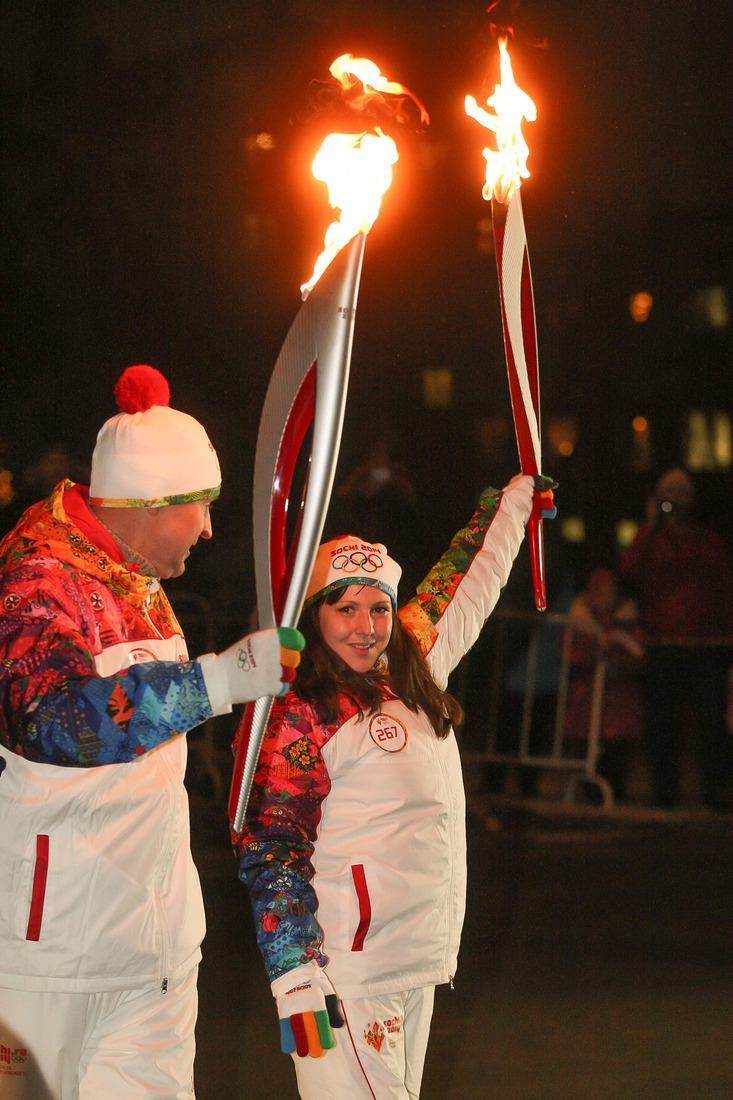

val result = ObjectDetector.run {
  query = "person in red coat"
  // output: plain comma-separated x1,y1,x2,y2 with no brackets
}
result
621,468,733,809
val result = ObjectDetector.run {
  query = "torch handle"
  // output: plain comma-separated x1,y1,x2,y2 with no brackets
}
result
527,498,546,612
229,697,273,832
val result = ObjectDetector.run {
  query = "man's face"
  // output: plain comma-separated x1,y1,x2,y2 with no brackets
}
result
139,500,213,579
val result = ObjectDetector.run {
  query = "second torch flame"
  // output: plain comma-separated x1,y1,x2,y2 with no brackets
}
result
464,35,536,204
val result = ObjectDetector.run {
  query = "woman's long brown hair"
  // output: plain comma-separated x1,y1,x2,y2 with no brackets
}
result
293,588,463,739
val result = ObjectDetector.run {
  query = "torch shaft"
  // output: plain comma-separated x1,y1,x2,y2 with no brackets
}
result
491,190,547,611
229,234,366,832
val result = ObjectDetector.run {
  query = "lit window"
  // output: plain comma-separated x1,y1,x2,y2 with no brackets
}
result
712,412,732,467
688,285,729,331
630,291,653,322
686,410,715,470
686,410,732,470
561,516,585,543
616,520,638,549
422,369,452,408
547,417,578,458
632,415,652,471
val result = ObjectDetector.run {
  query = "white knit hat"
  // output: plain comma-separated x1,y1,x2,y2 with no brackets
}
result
304,535,402,610
89,365,221,508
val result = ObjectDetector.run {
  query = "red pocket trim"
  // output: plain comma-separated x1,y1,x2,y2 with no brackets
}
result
26,834,49,941
350,864,371,951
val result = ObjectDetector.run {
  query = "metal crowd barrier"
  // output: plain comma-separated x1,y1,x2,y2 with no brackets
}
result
170,593,732,810
455,608,616,806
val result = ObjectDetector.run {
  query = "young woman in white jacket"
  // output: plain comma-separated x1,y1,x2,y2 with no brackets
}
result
234,473,555,1100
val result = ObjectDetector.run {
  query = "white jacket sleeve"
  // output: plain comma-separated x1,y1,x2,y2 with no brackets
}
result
398,474,534,690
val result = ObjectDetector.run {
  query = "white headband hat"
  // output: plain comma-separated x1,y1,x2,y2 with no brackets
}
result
304,535,402,610
89,364,221,508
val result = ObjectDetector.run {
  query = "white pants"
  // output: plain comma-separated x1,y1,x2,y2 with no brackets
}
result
0,967,198,1100
293,986,435,1100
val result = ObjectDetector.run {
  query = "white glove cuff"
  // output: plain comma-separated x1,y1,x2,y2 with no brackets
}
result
197,653,233,717
271,961,323,1000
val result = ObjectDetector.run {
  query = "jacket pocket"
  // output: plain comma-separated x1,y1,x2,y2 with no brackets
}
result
350,864,371,951
26,835,50,941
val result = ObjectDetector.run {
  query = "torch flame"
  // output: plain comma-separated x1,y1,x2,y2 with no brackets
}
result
465,35,536,204
300,129,397,298
301,54,415,299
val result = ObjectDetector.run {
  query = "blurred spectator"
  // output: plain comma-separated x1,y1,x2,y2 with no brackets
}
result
562,568,644,803
620,468,733,809
0,445,88,536
329,437,425,595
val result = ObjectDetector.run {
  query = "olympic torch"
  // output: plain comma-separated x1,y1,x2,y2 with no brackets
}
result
229,57,420,831
466,32,551,610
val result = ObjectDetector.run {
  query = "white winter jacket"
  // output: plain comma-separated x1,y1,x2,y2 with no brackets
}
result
0,483,211,992
236,476,534,998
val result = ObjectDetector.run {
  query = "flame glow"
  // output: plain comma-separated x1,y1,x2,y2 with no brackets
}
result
465,36,536,204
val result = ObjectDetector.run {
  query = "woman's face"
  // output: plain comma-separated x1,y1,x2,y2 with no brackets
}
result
318,585,393,673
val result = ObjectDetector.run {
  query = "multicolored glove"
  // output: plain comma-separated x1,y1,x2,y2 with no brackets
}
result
533,474,558,519
198,627,304,716
271,961,344,1058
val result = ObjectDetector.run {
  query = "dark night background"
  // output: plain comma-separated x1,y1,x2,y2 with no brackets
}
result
2,0,731,632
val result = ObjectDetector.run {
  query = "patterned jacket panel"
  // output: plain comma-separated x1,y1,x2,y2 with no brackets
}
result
0,481,212,765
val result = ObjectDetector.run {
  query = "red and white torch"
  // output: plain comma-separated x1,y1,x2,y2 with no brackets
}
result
230,57,419,831
466,31,551,610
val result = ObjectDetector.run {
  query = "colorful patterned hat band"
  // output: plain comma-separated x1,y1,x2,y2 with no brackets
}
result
89,365,221,508
304,536,402,610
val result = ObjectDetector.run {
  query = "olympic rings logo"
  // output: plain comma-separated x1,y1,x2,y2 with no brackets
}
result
331,551,383,574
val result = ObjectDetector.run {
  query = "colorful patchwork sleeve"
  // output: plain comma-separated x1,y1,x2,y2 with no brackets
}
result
233,698,333,982
0,581,212,766
398,486,503,655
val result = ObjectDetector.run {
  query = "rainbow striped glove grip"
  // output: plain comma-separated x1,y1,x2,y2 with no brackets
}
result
272,962,344,1058
533,474,558,520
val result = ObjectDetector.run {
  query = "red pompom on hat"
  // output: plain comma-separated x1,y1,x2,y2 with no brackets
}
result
89,365,221,507
114,364,171,413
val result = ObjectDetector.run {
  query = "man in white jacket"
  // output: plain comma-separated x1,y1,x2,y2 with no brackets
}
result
0,365,303,1100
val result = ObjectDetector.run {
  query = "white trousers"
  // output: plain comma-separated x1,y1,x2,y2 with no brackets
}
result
293,986,435,1100
0,967,198,1100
